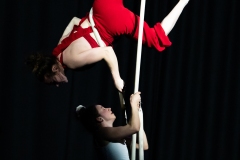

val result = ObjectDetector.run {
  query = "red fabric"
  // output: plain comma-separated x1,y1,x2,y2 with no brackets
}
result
92,0,172,51
52,0,172,64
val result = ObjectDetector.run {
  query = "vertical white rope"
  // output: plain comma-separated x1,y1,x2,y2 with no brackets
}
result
89,4,146,160
131,0,146,159
89,8,106,47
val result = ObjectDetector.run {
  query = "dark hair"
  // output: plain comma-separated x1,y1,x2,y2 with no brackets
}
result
76,105,101,133
25,53,58,82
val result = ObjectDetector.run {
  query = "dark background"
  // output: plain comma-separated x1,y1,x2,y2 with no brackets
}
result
1,0,239,160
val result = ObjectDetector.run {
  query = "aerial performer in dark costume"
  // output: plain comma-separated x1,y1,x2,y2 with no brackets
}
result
26,0,189,92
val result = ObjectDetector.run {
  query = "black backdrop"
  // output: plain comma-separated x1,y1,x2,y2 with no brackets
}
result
1,0,239,160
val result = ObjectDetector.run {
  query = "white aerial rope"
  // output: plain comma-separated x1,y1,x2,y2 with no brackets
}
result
130,0,146,159
89,8,106,47
89,3,146,159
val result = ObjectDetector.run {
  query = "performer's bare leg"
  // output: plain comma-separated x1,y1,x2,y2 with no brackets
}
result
69,46,124,92
104,48,124,93
161,0,189,35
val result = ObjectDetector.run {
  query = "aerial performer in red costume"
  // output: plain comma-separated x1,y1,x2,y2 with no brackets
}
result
26,0,189,92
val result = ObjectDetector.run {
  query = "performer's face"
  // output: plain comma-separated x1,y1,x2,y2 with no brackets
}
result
96,105,116,122
44,63,68,87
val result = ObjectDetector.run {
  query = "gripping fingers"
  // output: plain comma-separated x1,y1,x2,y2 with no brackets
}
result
130,92,141,106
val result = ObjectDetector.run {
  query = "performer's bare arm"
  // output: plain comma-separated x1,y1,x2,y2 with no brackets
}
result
135,130,149,150
125,129,148,150
58,17,81,44
66,46,124,92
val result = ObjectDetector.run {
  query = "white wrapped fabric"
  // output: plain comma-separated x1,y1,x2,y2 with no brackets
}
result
89,8,106,47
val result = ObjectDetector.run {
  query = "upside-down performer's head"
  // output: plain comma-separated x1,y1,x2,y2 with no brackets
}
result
25,53,68,87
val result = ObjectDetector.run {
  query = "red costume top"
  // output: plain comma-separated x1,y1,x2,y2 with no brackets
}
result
52,15,99,65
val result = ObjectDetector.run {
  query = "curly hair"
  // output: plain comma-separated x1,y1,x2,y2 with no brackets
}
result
76,105,101,133
25,53,58,82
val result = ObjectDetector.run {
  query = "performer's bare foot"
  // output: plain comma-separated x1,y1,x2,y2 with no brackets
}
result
115,79,125,93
